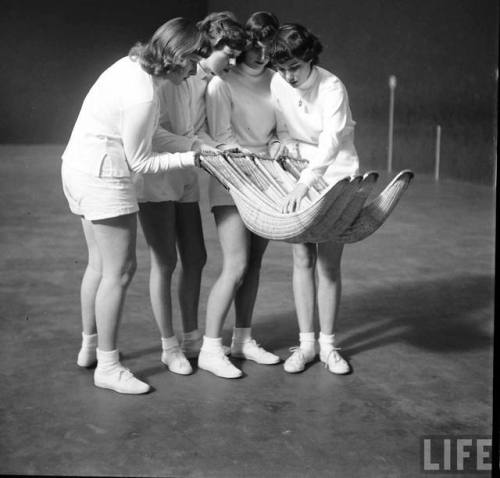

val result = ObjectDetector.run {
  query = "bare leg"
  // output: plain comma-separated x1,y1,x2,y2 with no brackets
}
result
316,242,344,334
80,219,102,335
316,241,350,374
91,213,137,351
234,233,269,328
204,206,249,338
175,202,207,334
292,242,317,333
138,201,177,339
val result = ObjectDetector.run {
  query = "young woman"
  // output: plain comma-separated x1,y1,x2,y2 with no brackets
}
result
62,18,203,394
199,11,281,379
269,23,359,375
135,12,248,374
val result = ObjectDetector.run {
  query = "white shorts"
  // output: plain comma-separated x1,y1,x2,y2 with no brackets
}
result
136,169,200,203
61,162,139,221
208,175,234,210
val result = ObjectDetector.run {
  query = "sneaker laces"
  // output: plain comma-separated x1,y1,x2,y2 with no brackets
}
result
323,347,343,368
165,346,187,362
117,367,134,381
287,346,305,363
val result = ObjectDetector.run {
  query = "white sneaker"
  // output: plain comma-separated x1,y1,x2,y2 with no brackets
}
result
94,365,150,394
182,337,230,358
77,346,97,368
320,348,351,374
283,346,315,373
231,339,280,365
198,348,242,379
161,346,193,375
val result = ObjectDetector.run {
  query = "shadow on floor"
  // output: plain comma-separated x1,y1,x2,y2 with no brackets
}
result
254,273,493,357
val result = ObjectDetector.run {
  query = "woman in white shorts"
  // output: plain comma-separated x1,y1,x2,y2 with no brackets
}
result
269,23,359,375
61,18,203,394
134,12,248,376
199,12,281,379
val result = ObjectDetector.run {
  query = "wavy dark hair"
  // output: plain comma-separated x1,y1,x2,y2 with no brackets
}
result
245,11,279,46
270,23,323,66
129,17,203,77
197,12,248,54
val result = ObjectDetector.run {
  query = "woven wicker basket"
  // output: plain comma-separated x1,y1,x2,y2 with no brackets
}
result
199,152,414,244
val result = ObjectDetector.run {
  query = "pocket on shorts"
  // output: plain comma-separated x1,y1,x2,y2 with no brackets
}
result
99,153,131,178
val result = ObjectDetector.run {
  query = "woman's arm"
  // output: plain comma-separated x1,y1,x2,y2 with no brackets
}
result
122,101,196,174
298,81,350,187
206,78,240,151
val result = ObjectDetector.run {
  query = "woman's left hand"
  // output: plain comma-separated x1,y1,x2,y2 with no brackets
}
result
281,183,309,213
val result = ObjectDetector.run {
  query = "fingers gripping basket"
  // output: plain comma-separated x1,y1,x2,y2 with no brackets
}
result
198,152,414,244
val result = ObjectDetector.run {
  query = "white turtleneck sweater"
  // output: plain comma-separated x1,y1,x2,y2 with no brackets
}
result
270,65,359,187
206,63,277,154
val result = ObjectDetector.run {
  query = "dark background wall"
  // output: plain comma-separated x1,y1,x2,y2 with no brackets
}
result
0,0,207,142
1,0,497,184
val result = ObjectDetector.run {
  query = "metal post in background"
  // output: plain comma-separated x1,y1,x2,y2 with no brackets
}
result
434,125,441,181
387,75,397,173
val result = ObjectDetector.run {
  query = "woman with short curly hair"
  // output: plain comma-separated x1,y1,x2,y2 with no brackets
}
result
61,17,203,394
269,23,359,376
200,11,281,379
131,13,248,379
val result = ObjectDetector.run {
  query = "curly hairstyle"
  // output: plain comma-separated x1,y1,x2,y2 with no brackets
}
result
197,12,248,54
129,17,203,77
245,11,280,46
270,23,323,66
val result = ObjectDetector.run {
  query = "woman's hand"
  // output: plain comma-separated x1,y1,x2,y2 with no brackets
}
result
281,183,309,213
268,141,284,159
192,140,219,154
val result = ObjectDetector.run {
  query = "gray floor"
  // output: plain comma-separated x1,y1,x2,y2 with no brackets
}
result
0,145,494,477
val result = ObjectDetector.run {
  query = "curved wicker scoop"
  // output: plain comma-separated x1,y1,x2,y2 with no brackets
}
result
199,152,414,244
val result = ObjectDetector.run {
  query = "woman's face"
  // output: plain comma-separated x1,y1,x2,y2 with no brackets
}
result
243,41,271,72
276,58,312,88
205,45,242,76
166,56,198,85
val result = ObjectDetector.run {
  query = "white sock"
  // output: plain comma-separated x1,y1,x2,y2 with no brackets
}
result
81,332,97,348
183,329,201,341
232,327,252,343
96,348,120,372
299,332,316,358
201,336,223,352
161,336,180,351
318,332,335,353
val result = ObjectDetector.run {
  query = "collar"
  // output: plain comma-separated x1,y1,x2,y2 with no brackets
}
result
198,61,215,81
297,66,319,92
238,62,266,77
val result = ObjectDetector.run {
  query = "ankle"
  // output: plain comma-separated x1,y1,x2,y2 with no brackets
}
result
183,329,202,342
201,336,224,352
161,335,180,351
232,327,252,344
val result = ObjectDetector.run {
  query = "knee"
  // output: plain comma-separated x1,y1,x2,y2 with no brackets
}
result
152,253,177,277
121,257,137,287
181,248,207,271
293,249,315,270
223,258,248,287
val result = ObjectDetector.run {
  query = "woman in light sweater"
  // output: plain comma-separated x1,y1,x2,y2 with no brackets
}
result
269,23,359,375
135,13,248,375
61,18,203,394
199,11,281,379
